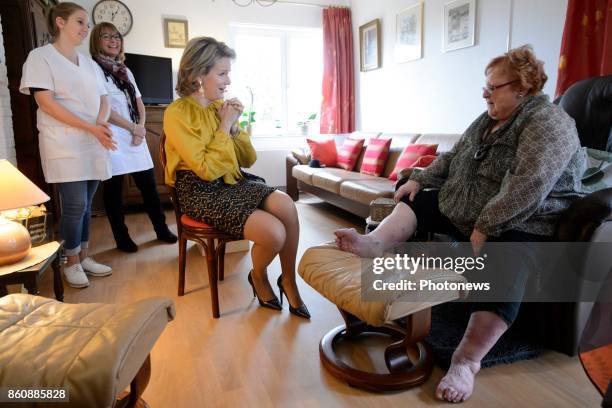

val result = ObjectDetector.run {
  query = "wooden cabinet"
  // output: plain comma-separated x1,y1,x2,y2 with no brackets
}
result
122,106,170,205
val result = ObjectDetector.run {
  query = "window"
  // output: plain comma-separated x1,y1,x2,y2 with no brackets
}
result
229,24,323,136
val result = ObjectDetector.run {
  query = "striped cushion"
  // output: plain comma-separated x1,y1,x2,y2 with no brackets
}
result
359,138,392,176
389,144,438,180
337,138,365,170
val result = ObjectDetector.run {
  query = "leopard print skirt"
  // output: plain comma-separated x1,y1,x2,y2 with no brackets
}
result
175,170,276,238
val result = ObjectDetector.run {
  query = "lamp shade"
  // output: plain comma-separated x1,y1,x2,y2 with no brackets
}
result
0,160,50,211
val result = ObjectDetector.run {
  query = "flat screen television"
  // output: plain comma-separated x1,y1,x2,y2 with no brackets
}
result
124,53,173,105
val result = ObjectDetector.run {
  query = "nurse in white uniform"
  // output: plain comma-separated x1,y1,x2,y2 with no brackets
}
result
90,22,177,253
20,2,115,288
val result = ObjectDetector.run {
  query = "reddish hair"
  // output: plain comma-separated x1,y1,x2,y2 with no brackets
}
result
486,45,548,95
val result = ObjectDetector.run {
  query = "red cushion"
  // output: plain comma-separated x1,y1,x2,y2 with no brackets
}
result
413,155,437,167
360,138,392,176
181,214,215,229
389,144,438,180
306,139,337,167
337,138,365,170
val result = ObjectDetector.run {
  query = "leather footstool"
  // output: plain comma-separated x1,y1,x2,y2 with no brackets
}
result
298,243,467,392
0,294,175,407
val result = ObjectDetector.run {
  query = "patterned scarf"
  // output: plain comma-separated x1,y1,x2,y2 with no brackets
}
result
93,54,140,123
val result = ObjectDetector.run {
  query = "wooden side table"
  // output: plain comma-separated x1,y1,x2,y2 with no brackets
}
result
0,241,64,301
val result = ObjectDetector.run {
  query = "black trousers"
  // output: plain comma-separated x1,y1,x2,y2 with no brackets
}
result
103,168,167,240
400,188,550,326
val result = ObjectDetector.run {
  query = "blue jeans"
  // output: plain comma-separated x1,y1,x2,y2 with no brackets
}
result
56,180,100,256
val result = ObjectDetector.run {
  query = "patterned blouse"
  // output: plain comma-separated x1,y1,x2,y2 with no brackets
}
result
410,95,587,237
163,96,256,186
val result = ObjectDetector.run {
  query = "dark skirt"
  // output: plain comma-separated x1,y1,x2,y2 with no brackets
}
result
175,170,276,238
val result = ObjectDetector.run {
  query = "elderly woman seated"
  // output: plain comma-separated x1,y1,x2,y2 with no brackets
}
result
334,45,586,403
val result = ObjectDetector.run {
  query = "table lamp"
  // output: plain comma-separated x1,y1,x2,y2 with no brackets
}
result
0,160,50,265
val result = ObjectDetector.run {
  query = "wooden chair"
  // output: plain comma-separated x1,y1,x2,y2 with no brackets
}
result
160,132,238,318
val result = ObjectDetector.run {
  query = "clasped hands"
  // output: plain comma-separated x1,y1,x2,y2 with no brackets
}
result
218,98,244,137
394,179,488,255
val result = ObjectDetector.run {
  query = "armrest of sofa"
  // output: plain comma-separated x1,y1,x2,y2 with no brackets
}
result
286,153,300,201
291,148,310,165
555,188,612,241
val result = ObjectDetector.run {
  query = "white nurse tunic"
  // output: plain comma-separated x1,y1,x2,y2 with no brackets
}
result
19,44,112,183
101,67,154,176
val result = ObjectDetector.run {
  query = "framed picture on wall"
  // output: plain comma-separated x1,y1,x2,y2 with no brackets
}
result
443,0,476,52
395,3,423,63
359,19,381,71
164,18,189,48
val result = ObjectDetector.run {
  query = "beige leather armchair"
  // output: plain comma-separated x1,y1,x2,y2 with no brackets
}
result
0,294,175,408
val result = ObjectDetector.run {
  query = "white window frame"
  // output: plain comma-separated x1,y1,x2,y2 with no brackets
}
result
229,23,322,137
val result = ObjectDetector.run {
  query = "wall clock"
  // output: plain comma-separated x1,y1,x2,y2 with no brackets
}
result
92,0,133,36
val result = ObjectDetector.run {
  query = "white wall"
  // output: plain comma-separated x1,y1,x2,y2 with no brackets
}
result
0,15,16,163
70,0,347,185
75,0,348,92
350,0,568,134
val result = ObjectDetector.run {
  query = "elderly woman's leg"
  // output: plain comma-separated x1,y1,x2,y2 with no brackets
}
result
334,201,418,257
260,191,303,307
243,209,286,301
436,311,508,403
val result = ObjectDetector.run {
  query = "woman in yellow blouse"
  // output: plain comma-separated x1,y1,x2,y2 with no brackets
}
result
164,37,309,318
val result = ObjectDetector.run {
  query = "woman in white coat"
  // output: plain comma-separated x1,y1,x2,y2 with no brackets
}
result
20,2,115,288
90,22,177,252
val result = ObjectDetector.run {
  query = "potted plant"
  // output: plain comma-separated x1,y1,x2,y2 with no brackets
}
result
297,113,317,135
239,86,256,136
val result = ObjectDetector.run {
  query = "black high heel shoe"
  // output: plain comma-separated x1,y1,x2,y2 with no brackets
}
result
277,276,311,319
247,271,282,311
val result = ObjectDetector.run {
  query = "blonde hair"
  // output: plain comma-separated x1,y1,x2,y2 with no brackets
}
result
46,2,86,40
486,45,548,95
176,37,236,97
89,23,125,62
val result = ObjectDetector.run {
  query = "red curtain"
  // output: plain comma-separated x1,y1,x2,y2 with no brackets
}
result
320,7,355,134
555,0,612,98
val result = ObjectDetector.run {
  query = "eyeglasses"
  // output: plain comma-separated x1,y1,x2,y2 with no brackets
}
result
100,34,121,41
482,79,519,95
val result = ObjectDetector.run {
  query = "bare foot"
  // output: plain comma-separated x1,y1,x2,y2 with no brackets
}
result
435,355,481,403
333,228,384,258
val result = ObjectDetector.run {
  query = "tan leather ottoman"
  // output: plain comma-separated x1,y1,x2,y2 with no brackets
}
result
299,243,467,392
0,294,175,408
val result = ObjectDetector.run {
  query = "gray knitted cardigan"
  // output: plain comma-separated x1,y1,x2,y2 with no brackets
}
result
410,95,587,237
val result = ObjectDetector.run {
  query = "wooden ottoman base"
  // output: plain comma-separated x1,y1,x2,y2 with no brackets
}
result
319,308,433,392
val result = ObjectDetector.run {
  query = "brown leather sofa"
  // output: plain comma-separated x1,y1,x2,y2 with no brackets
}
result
286,132,461,218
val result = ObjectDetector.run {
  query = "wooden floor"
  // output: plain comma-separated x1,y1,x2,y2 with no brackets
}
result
36,194,599,408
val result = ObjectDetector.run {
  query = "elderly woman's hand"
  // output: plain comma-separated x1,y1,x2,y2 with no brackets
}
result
394,180,421,203
470,228,488,256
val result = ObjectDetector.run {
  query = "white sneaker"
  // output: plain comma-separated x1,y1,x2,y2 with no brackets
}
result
81,257,112,277
63,264,89,288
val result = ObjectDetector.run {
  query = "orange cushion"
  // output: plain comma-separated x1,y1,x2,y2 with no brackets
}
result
580,344,612,395
389,144,438,180
181,214,214,229
307,139,337,167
